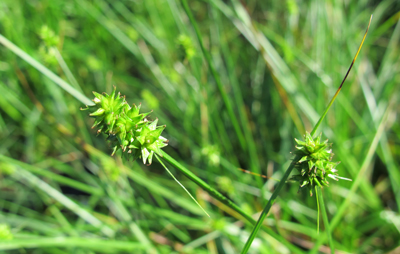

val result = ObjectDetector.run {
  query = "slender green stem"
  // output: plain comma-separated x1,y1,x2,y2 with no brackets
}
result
155,154,210,217
0,34,92,106
317,186,334,253
310,104,391,254
0,155,103,196
53,48,83,93
315,186,320,235
310,15,372,137
160,150,252,221
179,0,247,151
0,238,148,251
160,151,305,254
240,156,300,254
238,15,372,253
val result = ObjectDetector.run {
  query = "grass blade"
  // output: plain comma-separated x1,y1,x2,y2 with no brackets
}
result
12,168,114,237
179,0,247,151
155,154,210,217
0,34,92,106
310,15,373,136
316,186,334,253
240,156,300,254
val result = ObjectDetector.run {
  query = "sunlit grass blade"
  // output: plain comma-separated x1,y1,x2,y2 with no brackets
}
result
310,15,373,136
53,48,83,93
0,155,103,196
240,15,373,253
213,0,308,134
83,144,206,215
0,34,92,106
0,238,148,252
12,168,114,237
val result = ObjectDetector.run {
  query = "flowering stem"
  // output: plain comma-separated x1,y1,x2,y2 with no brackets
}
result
155,154,210,217
0,34,92,105
160,150,253,221
161,151,305,254
316,186,334,253
310,15,372,137
172,153,314,252
241,16,372,253
240,156,301,254
316,186,320,235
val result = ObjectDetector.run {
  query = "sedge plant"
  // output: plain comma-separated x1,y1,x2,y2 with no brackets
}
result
80,89,255,224
1,21,305,253
0,1,397,253
81,11,372,254
81,87,214,216
240,15,373,254
81,87,312,253
81,87,308,253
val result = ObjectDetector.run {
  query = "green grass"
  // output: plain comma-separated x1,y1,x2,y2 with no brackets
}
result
0,0,399,253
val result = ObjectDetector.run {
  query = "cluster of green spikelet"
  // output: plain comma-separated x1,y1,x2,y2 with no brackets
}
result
81,87,168,165
291,132,351,196
81,88,350,195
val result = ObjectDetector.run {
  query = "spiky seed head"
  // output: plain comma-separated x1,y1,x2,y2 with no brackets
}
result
81,87,168,166
290,132,350,196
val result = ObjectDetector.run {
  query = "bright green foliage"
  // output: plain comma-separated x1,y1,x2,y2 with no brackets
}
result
38,25,59,47
177,34,196,61
37,25,59,66
291,132,351,196
1,0,398,253
0,224,13,240
82,87,168,165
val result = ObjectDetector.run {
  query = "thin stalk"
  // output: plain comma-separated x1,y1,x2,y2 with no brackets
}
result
0,238,148,251
13,169,114,237
53,48,83,93
240,156,300,254
317,186,334,253
179,0,247,151
0,34,92,106
160,150,252,222
160,151,305,254
241,15,372,253
315,186,320,235
310,100,392,254
310,15,372,137
0,155,103,196
155,154,210,217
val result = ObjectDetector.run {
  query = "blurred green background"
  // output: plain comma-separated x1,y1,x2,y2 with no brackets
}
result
0,0,399,253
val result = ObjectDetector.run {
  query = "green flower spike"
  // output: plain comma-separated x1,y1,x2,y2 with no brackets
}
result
290,132,351,196
82,87,129,134
127,119,168,165
82,87,168,165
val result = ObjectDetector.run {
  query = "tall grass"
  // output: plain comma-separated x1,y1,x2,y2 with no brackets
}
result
0,0,399,253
